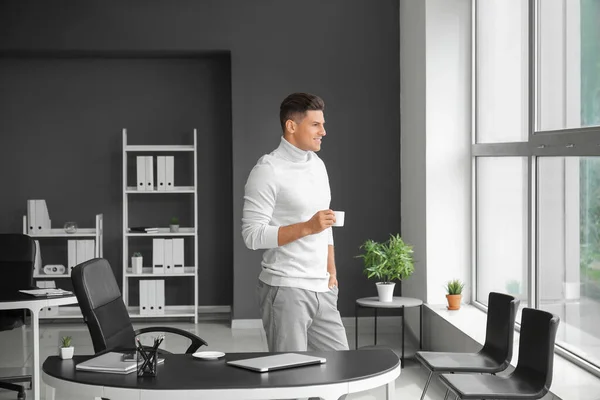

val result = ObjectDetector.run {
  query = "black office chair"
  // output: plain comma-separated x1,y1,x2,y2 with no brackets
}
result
71,258,207,354
415,292,519,400
439,307,559,400
0,234,36,400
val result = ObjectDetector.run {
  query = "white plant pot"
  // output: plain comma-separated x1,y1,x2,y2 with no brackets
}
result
170,224,179,233
60,347,74,360
376,282,396,302
131,257,143,274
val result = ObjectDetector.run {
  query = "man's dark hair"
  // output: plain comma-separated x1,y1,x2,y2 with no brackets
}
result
279,93,325,132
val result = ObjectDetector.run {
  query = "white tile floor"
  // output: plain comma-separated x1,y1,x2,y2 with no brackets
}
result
0,318,449,400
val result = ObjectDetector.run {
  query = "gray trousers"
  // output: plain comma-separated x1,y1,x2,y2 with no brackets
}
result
257,280,350,352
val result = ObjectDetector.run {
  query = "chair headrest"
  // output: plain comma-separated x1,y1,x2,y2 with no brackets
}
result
73,258,121,310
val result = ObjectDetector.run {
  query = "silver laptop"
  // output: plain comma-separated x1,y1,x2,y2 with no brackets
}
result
226,353,326,372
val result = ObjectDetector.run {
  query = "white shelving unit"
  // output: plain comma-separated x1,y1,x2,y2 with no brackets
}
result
122,129,198,323
22,213,104,319
125,227,196,237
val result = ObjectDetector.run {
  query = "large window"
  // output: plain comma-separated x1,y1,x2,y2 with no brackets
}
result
476,158,529,307
474,0,600,374
537,0,600,131
538,157,600,366
476,0,529,143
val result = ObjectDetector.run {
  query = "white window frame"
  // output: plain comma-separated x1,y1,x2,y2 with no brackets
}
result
472,0,600,377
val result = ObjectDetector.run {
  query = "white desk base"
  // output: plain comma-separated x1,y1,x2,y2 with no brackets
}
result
44,364,400,400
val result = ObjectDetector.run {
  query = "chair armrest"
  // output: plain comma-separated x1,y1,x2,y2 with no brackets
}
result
134,326,208,354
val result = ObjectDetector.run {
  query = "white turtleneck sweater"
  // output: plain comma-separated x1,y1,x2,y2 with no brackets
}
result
242,137,334,292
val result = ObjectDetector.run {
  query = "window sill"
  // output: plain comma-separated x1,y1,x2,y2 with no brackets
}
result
425,303,600,400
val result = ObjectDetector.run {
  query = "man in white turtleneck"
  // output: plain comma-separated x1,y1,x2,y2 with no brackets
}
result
242,93,349,353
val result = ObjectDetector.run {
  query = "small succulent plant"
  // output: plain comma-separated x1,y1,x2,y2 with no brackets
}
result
445,279,465,295
61,336,72,348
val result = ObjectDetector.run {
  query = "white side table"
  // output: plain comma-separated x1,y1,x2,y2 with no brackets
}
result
355,296,423,367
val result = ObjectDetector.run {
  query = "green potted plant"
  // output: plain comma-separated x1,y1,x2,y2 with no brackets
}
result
357,234,415,302
60,336,74,359
131,252,143,274
169,217,180,233
445,279,464,310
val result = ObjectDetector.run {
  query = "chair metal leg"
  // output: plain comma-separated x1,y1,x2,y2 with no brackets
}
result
420,370,433,400
443,389,450,400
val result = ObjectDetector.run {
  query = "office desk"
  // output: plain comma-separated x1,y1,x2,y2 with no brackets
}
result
0,292,77,400
43,349,401,400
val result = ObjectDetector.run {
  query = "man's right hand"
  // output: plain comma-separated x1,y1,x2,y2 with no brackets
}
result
277,209,335,246
305,209,336,234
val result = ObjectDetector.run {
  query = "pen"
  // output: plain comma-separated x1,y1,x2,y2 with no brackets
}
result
147,335,162,373
156,335,165,349
136,338,151,373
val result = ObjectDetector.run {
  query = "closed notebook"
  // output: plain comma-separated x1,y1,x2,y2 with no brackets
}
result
19,288,72,297
75,352,164,374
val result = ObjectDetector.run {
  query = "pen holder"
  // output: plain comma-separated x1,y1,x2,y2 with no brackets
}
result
137,347,158,377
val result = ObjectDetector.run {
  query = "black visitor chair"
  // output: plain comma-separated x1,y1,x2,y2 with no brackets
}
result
415,292,519,400
439,307,559,400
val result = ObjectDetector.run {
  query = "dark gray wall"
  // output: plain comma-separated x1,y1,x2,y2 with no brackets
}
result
0,0,400,319
0,55,233,306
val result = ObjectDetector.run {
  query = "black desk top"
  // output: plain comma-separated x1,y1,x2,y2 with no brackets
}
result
43,350,400,390
0,291,75,303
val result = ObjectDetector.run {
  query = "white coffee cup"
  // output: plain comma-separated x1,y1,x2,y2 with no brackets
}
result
332,211,345,227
